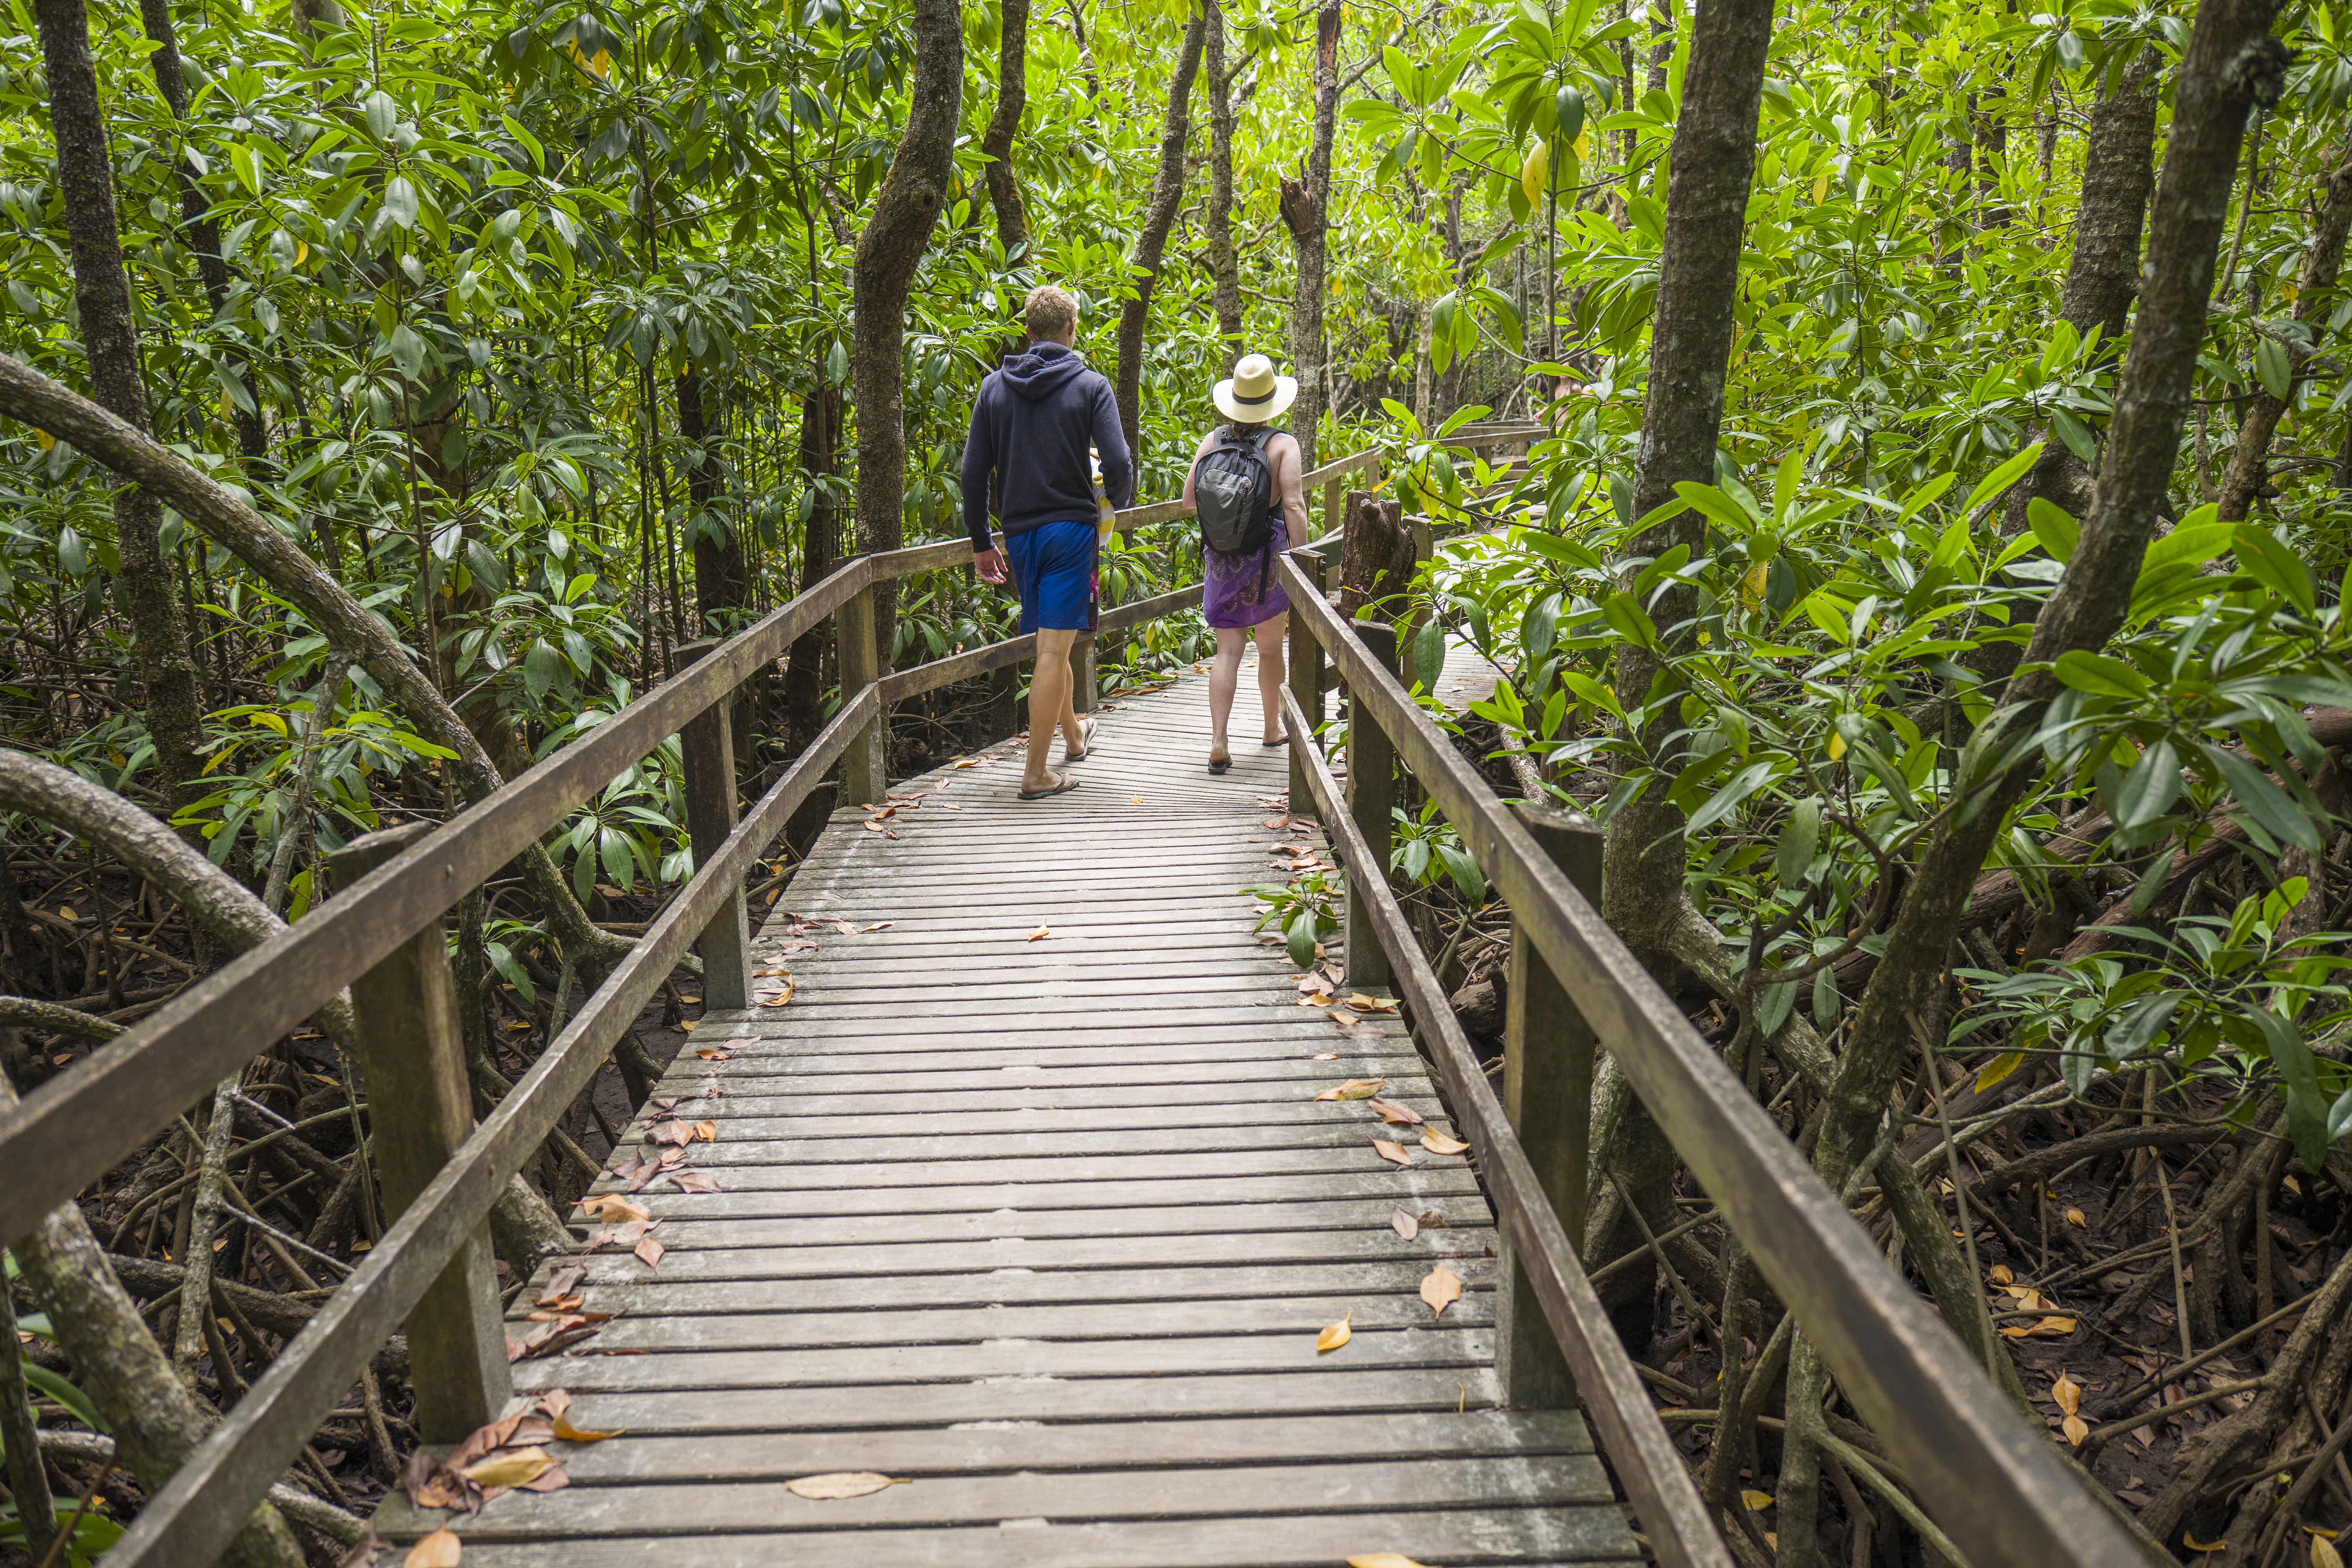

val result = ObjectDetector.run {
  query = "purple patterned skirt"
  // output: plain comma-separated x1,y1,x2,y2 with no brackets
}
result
1204,523,1290,630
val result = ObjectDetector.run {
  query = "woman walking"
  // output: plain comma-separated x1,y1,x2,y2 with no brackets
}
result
1182,353,1311,774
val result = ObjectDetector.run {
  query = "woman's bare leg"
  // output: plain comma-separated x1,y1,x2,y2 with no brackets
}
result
1252,613,1289,743
1208,625,1247,762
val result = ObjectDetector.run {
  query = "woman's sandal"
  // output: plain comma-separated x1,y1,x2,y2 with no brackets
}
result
1017,772,1082,801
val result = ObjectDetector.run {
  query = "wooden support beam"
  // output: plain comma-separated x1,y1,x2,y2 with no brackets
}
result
1344,617,1396,989
322,824,507,1445
677,639,751,1011
837,580,887,808
1496,803,1603,1411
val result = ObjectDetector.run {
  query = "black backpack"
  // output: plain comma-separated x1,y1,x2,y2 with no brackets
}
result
1193,425,1278,563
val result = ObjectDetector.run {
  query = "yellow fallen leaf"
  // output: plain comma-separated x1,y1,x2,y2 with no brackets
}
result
2065,1207,2087,1227
1741,1489,1774,1511
1348,1555,1434,1568
1420,1131,1470,1156
457,1447,558,1488
1345,993,1399,1013
2184,1532,2226,1552
693,1120,718,1142
552,1412,625,1442
1131,795,1144,803
1317,1313,1353,1353
786,1471,903,1500
1989,1264,2014,1285
1315,1077,1387,1102
757,982,796,1007
2063,1413,2090,1446
678,1018,699,1031
1028,924,1051,941
575,1194,649,1224
1372,1138,1415,1167
1974,1050,2025,1092
1420,1263,1462,1319
405,1526,462,1566
2316,1536,2346,1568
2052,1371,2081,1416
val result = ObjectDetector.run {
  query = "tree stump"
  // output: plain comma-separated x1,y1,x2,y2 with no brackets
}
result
1338,491,1413,623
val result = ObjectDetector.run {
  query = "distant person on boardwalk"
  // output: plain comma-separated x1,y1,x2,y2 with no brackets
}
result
1183,353,1308,775
962,283,1133,800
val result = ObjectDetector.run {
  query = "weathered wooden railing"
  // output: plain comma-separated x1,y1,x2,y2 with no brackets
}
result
0,449,1376,1565
1276,544,2145,1568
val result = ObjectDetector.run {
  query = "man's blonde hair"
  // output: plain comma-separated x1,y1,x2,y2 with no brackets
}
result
1024,284,1078,342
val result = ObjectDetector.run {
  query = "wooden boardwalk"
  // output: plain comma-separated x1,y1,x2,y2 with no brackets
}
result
379,651,1637,1565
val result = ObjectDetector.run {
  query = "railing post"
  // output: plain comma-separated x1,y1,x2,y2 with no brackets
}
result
323,824,509,1444
837,572,887,807
1495,802,1604,1410
1070,633,1099,715
675,639,751,1012
1343,616,1396,989
1286,546,1329,814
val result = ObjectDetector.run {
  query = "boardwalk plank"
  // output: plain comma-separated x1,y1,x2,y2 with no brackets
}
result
373,650,1632,1565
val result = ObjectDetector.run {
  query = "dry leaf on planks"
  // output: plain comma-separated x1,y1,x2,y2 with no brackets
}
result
1420,1264,1463,1320
786,1472,905,1500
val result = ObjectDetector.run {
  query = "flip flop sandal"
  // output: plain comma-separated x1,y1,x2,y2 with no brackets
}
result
1064,718,1098,763
1017,773,1082,801
1261,734,1291,748
1207,756,1232,776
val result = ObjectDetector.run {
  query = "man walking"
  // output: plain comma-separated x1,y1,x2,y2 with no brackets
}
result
961,283,1133,799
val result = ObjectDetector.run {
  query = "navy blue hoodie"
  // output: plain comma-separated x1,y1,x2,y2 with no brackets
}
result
960,342,1134,551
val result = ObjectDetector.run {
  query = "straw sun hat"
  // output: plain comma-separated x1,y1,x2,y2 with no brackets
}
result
1213,354,1299,424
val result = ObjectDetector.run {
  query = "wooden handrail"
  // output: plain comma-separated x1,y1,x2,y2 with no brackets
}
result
0,447,1392,1565
1274,554,2143,1567
1279,677,1730,1568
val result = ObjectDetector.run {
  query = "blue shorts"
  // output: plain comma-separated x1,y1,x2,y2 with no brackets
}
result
1005,519,1097,633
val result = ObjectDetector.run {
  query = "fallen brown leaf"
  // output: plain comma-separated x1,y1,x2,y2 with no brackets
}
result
671,1171,723,1194
633,1234,666,1271
516,1466,570,1494
552,1412,626,1443
834,920,858,936
458,1448,559,1489
1317,1313,1353,1354
1420,1263,1462,1319
786,1472,903,1500
1366,1098,1424,1125
648,1121,697,1147
1390,1209,1419,1241
404,1528,462,1568
575,1194,648,1225
1419,1131,1471,1156
1312,1052,1341,1061
1372,1138,1415,1167
1345,993,1400,1013
537,1265,586,1305
862,921,894,932
1027,924,1051,941
1315,1077,1387,1102
756,982,796,1007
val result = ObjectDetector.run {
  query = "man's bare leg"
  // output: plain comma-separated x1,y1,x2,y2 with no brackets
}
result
1252,613,1290,743
1024,628,1078,792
